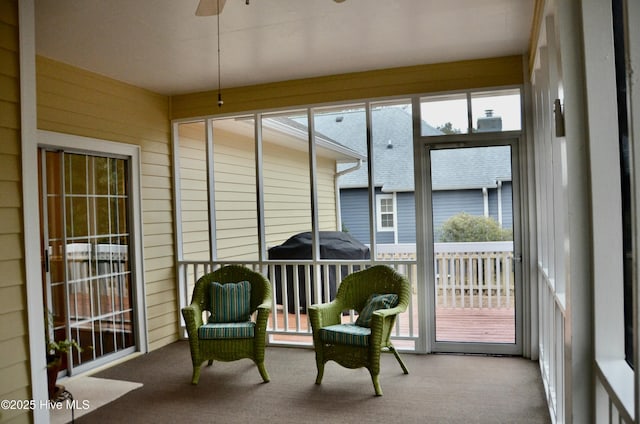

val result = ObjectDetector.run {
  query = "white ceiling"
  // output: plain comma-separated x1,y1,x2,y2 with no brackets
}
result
35,0,534,96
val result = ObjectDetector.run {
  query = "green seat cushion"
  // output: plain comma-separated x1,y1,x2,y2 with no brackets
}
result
209,281,252,323
198,321,255,339
319,324,371,347
355,293,399,327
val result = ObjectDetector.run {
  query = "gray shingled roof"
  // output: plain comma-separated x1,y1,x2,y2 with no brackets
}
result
311,106,436,191
430,146,512,190
297,106,511,191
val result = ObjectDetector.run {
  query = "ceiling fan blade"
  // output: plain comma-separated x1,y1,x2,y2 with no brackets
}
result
196,0,227,16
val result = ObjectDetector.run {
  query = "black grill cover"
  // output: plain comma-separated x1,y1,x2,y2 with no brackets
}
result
268,231,370,312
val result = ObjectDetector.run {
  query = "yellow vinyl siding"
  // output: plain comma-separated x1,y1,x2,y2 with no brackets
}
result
212,127,259,260
316,155,338,232
171,55,524,119
176,120,340,260
35,56,178,351
263,142,313,248
0,1,30,423
177,122,210,261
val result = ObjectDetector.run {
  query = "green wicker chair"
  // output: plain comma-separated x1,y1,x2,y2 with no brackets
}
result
309,265,410,396
181,265,272,385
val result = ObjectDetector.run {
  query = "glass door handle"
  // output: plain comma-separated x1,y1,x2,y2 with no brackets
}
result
44,248,50,273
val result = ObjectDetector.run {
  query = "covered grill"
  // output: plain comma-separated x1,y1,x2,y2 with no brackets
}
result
268,231,370,313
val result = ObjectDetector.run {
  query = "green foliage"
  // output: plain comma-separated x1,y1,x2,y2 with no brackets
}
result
48,339,83,355
46,337,84,368
45,309,86,366
436,122,461,135
439,212,512,242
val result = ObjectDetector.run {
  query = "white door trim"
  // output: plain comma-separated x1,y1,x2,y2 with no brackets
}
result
37,130,148,358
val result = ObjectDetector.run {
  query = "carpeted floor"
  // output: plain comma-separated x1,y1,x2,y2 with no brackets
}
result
79,341,550,423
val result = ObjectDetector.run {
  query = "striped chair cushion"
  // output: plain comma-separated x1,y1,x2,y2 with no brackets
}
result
319,324,371,347
198,322,255,339
355,293,399,327
209,281,251,323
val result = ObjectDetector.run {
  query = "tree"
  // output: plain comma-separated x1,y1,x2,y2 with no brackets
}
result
436,122,461,135
439,212,512,242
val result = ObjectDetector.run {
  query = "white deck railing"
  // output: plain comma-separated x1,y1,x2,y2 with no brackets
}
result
376,241,515,308
434,241,514,308
177,242,514,347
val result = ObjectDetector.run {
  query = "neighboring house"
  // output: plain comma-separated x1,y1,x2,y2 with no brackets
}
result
176,116,364,262
430,146,513,239
311,107,513,244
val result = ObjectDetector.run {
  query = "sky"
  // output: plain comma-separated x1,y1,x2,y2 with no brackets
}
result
420,91,522,133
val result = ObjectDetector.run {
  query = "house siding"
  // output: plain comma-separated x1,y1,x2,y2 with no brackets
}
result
263,142,338,248
432,189,484,237
211,131,340,259
340,188,369,244
397,192,416,243
35,57,177,351
488,181,513,230
176,122,339,260
212,127,260,260
316,155,338,233
340,189,416,245
342,186,511,244
177,122,211,261
0,1,31,422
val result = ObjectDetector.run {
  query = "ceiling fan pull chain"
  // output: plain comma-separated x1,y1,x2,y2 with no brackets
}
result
217,0,223,107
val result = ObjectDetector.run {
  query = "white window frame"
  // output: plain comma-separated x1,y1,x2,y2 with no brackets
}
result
376,193,397,233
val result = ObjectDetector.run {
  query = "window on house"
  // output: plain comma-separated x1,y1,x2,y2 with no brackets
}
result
377,194,395,231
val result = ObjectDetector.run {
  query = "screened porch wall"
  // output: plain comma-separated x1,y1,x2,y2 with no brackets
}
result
528,0,630,422
175,97,521,351
175,118,340,266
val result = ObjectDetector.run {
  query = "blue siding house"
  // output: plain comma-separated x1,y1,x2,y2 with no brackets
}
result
311,106,513,245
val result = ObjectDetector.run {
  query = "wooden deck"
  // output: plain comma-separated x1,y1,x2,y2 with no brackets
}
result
268,306,516,346
435,307,515,343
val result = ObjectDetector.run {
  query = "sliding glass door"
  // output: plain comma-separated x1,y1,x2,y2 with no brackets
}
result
40,149,137,374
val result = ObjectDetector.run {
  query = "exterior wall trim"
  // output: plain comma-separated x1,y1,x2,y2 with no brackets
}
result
19,1,49,422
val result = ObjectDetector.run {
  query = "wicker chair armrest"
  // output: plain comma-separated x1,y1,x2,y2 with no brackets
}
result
256,301,272,312
181,304,203,337
373,305,405,319
370,308,402,347
255,305,271,325
308,302,342,331
253,304,270,343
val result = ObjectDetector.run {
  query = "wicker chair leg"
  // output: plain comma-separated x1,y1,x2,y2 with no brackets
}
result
390,345,409,374
371,372,383,396
315,360,325,385
191,365,202,385
257,362,270,383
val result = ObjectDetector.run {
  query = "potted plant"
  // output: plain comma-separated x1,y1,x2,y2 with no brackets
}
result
45,311,84,400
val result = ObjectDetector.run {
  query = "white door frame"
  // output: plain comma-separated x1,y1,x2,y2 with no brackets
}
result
37,131,148,368
415,132,524,355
